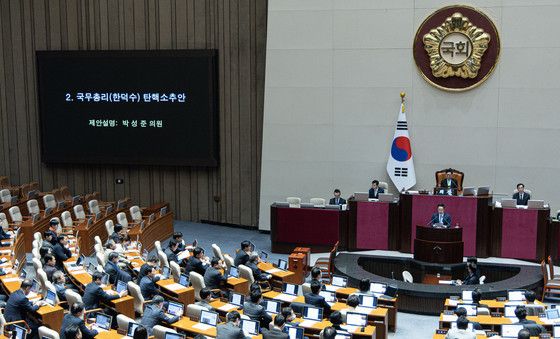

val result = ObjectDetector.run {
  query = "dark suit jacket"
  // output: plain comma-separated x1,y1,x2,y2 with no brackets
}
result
234,251,249,267
440,178,458,189
44,264,57,282
45,230,58,245
368,187,385,199
304,292,331,313
430,213,452,227
54,282,67,301
138,263,152,282
53,243,71,269
140,304,180,335
513,192,531,206
140,275,159,299
204,266,227,290
82,282,119,310
246,261,268,281
165,247,179,264
262,328,289,339
104,261,131,285
4,289,39,323
217,322,250,339
243,301,272,328
329,197,346,205
462,273,479,285
60,313,98,339
185,256,208,276
110,231,122,244
0,228,10,240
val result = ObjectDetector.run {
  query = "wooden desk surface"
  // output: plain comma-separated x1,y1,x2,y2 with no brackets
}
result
94,329,123,338
258,262,295,280
330,302,389,319
439,314,549,326
444,298,546,309
432,335,539,339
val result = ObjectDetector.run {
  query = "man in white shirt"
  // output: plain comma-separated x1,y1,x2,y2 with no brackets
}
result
445,316,475,339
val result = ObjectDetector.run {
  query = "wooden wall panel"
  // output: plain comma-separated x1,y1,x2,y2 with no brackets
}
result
0,0,267,227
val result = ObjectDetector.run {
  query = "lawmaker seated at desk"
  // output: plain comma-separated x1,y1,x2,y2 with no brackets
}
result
430,204,452,228
140,295,181,336
329,189,346,206
304,280,334,313
440,170,458,191
5,279,48,337
455,262,479,286
513,306,546,336
444,315,475,339
217,310,251,339
523,290,545,316
83,271,127,310
60,302,98,339
369,180,384,199
513,183,531,206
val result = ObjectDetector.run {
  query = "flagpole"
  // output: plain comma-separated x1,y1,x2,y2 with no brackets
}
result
400,92,405,112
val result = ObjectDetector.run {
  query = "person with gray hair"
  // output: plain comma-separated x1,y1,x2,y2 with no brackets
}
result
245,253,271,282
217,310,251,339
61,302,98,339
140,295,180,335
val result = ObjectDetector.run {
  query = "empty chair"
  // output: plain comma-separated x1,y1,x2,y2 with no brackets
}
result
94,243,104,255
38,326,60,339
32,247,40,260
0,189,11,203
43,194,57,210
9,206,23,223
186,304,206,321
212,244,225,262
0,213,8,231
157,250,169,268
153,325,177,339
117,212,129,228
61,186,72,201
73,205,86,220
52,189,64,203
170,261,181,282
61,211,74,227
286,197,301,208
189,272,207,300
96,251,107,267
105,220,115,237
116,314,136,332
127,281,147,315
477,307,490,315
27,199,40,215
129,206,143,223
223,254,234,272
310,198,326,207
402,271,413,283
88,199,101,215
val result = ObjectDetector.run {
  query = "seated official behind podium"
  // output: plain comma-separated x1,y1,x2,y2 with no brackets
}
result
440,170,458,190
368,180,384,199
456,262,479,286
430,204,452,228
329,189,346,205
513,183,530,206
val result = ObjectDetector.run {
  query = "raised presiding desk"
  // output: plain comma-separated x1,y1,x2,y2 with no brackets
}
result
347,199,400,251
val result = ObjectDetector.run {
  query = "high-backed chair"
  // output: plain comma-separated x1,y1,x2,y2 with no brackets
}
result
36,268,49,295
170,261,181,282
0,189,11,203
9,206,23,223
60,186,73,201
379,181,389,193
116,314,136,333
65,290,83,309
157,250,169,268
127,281,148,316
155,241,163,253
223,254,234,272
60,211,74,228
105,220,115,237
212,244,225,262
286,197,301,208
32,247,40,260
27,199,40,216
310,198,325,207
94,236,102,247
117,212,129,228
32,258,42,272
186,304,206,321
88,199,101,215
314,241,339,282
73,205,86,220
435,168,464,192
96,251,107,267
38,326,60,339
189,272,206,300
33,232,43,248
153,325,177,339
129,206,143,223
52,188,64,204
239,264,271,293
0,213,8,231
43,194,57,211
402,271,413,283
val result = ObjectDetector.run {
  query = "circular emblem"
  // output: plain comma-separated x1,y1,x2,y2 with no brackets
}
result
413,5,500,91
391,136,412,162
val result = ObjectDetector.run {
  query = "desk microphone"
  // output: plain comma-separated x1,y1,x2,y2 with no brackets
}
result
391,271,395,280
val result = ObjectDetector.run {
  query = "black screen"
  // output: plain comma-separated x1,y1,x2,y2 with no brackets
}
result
36,50,219,166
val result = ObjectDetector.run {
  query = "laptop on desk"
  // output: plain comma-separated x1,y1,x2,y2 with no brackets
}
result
302,306,323,324
369,282,386,294
164,333,185,339
277,258,288,271
228,292,244,307
456,304,477,316
528,200,545,209
501,199,517,208
240,319,260,336
91,313,112,332
265,300,281,314
354,192,369,202
166,301,184,317
11,324,26,339
508,289,526,302
462,187,476,196
378,193,394,202
502,324,524,338
283,325,304,339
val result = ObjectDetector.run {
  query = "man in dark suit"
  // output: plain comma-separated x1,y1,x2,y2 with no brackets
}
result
368,180,385,199
430,204,452,227
83,272,125,310
440,170,458,189
53,235,72,269
60,302,98,339
104,252,131,284
234,241,251,267
456,262,479,286
204,257,227,291
243,290,272,329
140,295,180,336
165,240,180,264
4,279,46,337
110,224,125,244
171,232,187,252
304,280,332,313
513,183,531,206
43,253,57,281
41,231,55,252
329,189,346,206
514,306,546,335
246,254,271,283
140,266,160,299
185,247,209,276
262,314,289,339
217,310,251,339
46,220,59,246
138,255,160,282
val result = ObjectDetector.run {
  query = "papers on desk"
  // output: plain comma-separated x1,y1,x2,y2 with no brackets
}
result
439,280,454,285
0,249,11,255
71,269,87,275
442,314,458,322
177,251,190,261
448,299,459,306
266,268,282,274
0,262,11,268
218,303,238,312
354,306,374,314
341,325,360,333
192,323,213,331
164,283,186,291
0,257,8,263
2,277,20,283
323,285,340,292
538,318,560,325
274,293,297,302
66,265,84,271
299,320,319,327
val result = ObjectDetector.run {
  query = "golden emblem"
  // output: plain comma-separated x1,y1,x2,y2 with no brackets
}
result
423,12,490,78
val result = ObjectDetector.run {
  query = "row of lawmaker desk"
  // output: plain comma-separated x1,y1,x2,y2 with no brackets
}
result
270,192,557,261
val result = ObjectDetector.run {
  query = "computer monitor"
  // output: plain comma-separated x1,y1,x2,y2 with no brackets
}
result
303,306,323,321
319,291,336,303
553,325,560,338
462,187,476,196
31,279,40,293
451,322,474,332
228,266,239,278
44,289,57,306
477,186,490,196
167,301,184,317
20,269,27,279
547,308,560,320
282,283,299,296
528,200,545,209
278,259,288,270
115,280,128,294
331,275,347,287
87,263,96,275
501,199,517,208
508,290,526,301
164,333,185,339
369,282,386,294
162,266,171,279
504,305,518,318
11,324,26,339
127,322,140,336
75,254,85,266
95,313,112,330
461,290,473,301
384,285,398,297
359,295,378,308
501,324,524,338
283,325,304,339
179,274,189,286
229,292,244,306
346,312,367,327
200,310,218,326
240,319,260,336
260,251,268,261
265,300,281,314
456,304,477,316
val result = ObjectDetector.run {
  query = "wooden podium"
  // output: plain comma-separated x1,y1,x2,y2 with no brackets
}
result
413,225,463,264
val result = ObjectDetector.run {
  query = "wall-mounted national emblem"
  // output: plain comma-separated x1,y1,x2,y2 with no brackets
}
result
413,5,500,92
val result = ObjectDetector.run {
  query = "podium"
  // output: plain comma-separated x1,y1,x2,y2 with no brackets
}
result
413,225,463,264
